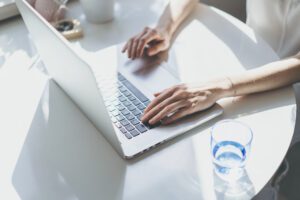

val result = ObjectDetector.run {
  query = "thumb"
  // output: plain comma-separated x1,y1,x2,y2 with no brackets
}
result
147,42,167,56
154,92,161,97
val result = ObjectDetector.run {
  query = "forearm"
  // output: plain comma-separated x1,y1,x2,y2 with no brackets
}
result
222,53,300,98
156,0,198,38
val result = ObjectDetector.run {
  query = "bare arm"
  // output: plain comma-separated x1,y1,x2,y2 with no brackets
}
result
225,53,300,97
142,53,300,125
122,0,198,59
156,0,198,39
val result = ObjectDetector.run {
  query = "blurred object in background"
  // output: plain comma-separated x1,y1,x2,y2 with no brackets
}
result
0,0,19,21
201,0,246,22
28,0,68,22
0,0,69,22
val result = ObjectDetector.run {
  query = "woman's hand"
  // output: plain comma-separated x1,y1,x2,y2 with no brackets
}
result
142,79,232,125
122,27,171,59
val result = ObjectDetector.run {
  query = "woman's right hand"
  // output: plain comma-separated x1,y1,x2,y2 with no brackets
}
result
122,27,171,59
141,77,233,125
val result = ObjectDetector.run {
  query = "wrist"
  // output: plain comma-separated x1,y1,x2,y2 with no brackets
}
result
206,77,235,100
217,77,235,98
155,22,173,40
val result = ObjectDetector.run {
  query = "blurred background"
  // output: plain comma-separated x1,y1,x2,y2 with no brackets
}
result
201,0,246,22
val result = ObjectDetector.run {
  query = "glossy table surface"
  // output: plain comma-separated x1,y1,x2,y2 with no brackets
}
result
0,0,296,199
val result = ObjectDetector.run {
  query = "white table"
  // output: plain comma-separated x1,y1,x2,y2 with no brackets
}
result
0,0,296,199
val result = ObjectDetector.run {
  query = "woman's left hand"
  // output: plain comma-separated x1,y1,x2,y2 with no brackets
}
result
141,79,232,125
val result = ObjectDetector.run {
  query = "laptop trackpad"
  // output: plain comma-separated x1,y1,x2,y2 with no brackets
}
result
118,53,180,98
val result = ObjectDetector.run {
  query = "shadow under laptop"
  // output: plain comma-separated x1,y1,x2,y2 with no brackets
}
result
11,79,209,199
12,80,126,200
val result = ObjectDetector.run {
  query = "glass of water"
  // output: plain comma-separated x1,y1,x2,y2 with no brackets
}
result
211,119,253,181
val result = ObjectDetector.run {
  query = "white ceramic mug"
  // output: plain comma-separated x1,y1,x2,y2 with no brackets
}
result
80,0,115,23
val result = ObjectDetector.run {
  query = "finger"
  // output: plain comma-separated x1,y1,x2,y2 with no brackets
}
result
147,42,168,56
148,100,190,125
130,30,148,59
122,42,129,53
130,39,139,59
162,107,192,125
127,38,134,58
123,28,147,54
136,31,159,57
136,35,149,58
154,92,161,97
143,87,176,114
142,93,179,123
135,28,152,57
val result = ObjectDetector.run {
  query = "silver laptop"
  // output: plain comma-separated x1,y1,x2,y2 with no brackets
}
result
16,0,223,159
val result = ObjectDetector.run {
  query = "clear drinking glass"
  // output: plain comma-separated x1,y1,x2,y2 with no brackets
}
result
211,120,253,181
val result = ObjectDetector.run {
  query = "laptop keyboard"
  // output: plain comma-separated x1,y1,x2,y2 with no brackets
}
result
103,73,155,139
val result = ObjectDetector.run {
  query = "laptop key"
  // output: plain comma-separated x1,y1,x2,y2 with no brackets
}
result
116,105,125,111
122,80,149,102
128,95,136,101
115,122,122,128
111,110,120,117
107,106,115,112
137,104,146,111
125,114,135,120
118,96,126,102
125,124,135,131
123,100,131,107
136,113,143,120
132,99,141,106
135,124,147,133
133,110,141,116
119,86,126,92
119,127,127,134
144,100,151,106
112,101,121,106
121,109,130,116
130,129,140,137
130,118,140,125
118,73,126,81
127,105,136,111
116,93,123,99
127,93,133,99
111,117,118,123
116,115,125,121
123,90,131,97
119,127,132,139
120,119,129,126
124,132,133,139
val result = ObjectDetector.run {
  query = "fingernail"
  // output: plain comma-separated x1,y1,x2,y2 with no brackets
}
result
149,119,155,125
